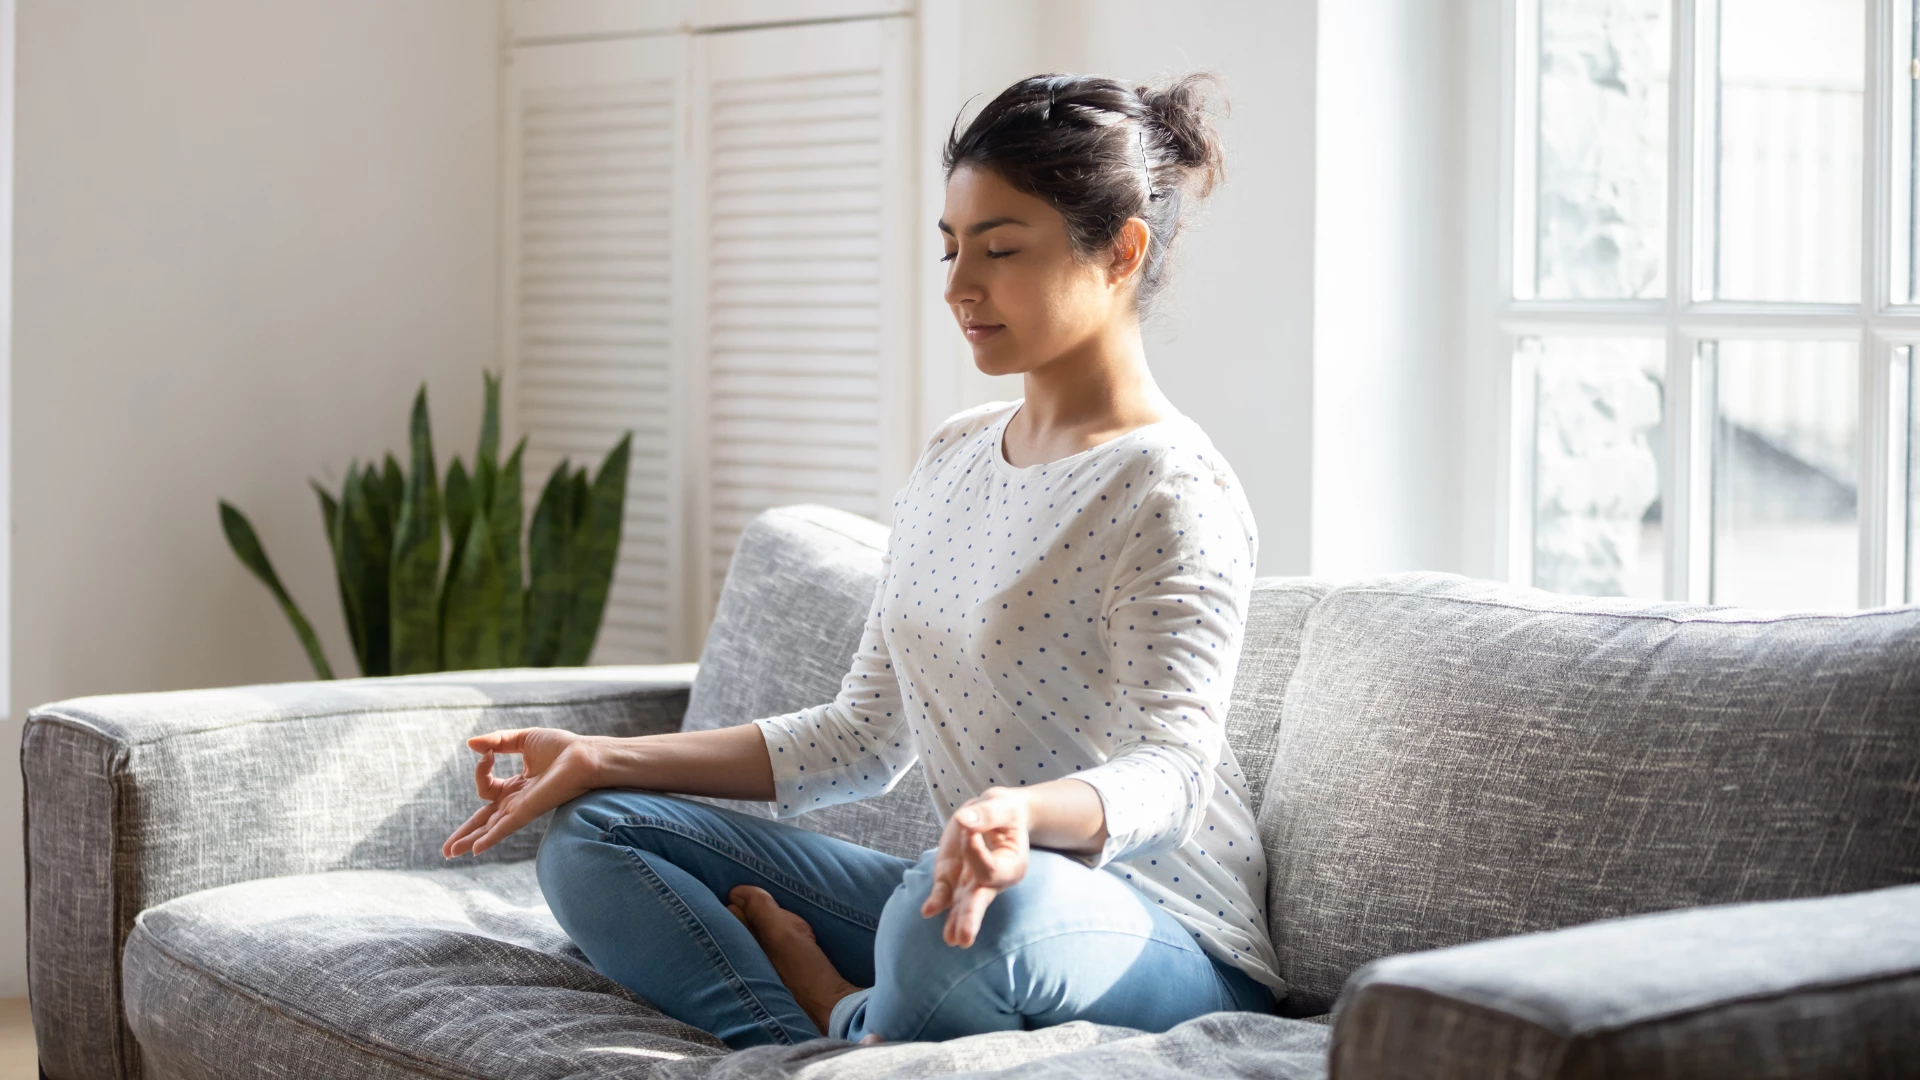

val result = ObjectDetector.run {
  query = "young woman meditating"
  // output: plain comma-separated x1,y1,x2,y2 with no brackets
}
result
441,72,1282,1048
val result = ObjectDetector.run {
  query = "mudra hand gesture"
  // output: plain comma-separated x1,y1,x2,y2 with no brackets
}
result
920,786,1033,947
441,728,601,858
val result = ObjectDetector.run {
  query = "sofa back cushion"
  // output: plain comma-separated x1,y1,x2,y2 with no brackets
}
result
1259,573,1920,1014
1225,578,1334,815
681,505,946,859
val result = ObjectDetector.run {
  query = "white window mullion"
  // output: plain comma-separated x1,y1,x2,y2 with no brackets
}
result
1889,345,1914,601
1865,334,1906,603
1669,0,1700,601
1863,0,1898,605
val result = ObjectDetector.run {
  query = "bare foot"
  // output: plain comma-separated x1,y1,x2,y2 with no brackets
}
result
726,884,865,1035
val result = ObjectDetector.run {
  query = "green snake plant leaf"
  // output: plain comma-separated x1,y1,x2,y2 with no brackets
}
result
339,464,393,677
492,437,528,667
556,433,629,666
478,370,502,472
388,384,442,674
381,454,405,532
443,457,474,591
523,457,577,667
313,477,359,671
440,503,505,671
219,501,335,681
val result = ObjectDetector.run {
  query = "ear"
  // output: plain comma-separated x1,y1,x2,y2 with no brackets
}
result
1107,218,1151,288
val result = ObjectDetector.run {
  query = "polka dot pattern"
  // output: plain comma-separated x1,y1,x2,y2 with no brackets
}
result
753,399,1283,993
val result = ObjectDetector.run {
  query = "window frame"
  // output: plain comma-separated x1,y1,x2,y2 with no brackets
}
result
1493,0,1920,607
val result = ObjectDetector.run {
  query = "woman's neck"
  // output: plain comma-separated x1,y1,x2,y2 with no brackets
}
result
1003,323,1178,467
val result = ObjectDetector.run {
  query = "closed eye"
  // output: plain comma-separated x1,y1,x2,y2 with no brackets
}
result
986,249,1015,259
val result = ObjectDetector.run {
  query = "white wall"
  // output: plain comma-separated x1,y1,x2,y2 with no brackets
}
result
1311,0,1470,579
6,0,500,995
923,0,1320,576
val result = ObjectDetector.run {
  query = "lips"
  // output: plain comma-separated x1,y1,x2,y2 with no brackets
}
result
962,323,1004,343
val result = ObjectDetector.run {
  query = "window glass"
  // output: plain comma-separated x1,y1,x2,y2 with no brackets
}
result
1531,0,1670,299
1707,0,1864,303
1710,339,1859,608
1528,336,1667,597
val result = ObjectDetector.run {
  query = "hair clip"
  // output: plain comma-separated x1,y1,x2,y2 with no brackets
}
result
1138,128,1163,201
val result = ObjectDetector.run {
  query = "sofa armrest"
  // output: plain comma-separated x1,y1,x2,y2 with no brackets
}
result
23,664,696,1080
1328,884,1920,1080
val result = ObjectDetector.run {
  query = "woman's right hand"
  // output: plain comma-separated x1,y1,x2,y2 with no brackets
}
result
441,727,604,858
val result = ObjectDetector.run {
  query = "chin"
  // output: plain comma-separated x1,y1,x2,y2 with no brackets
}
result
969,343,1028,379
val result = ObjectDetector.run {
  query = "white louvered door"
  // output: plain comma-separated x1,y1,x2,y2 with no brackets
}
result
505,35,689,663
503,12,916,662
693,18,917,617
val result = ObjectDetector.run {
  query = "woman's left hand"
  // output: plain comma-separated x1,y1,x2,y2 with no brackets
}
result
920,786,1032,947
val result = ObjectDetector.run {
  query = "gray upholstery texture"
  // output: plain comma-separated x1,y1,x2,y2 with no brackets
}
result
123,862,727,1079
1221,578,1333,814
1329,883,1920,1079
677,505,947,861
24,666,696,1080
654,1012,1330,1079
1259,574,1920,1014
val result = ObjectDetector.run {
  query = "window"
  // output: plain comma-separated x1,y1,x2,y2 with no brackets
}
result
1501,0,1918,608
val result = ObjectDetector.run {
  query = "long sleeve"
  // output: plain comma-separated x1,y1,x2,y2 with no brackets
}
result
1068,461,1257,869
753,544,920,818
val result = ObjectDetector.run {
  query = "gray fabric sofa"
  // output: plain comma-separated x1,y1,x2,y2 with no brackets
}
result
22,503,1920,1079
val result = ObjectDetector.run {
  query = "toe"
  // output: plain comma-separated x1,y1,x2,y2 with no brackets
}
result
727,885,785,932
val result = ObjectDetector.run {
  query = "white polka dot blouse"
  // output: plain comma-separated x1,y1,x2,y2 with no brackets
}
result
754,399,1282,993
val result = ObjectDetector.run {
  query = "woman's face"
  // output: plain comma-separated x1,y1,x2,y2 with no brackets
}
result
940,165,1142,377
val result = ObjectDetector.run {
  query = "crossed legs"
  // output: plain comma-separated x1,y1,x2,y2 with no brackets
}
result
536,791,1272,1049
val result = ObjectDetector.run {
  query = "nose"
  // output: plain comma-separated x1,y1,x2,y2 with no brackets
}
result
942,248,984,309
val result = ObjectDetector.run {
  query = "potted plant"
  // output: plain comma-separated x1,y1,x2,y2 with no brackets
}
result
219,372,631,678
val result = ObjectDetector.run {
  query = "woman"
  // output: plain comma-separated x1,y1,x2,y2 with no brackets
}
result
442,72,1282,1049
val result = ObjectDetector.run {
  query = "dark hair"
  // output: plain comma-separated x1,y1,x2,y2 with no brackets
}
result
943,72,1227,314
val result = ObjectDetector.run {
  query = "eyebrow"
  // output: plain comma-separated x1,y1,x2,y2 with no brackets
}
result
937,216,1030,237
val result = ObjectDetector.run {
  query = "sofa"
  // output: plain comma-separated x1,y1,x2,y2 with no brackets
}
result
22,503,1920,1079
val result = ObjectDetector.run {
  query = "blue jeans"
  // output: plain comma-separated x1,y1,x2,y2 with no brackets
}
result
536,790,1276,1048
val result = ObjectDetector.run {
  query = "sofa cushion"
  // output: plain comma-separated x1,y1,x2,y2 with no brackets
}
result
678,505,946,860
654,1013,1332,1079
122,861,727,1079
1260,573,1920,1013
1223,578,1334,814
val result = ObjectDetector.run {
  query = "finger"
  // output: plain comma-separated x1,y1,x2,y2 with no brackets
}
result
921,874,953,918
468,799,527,856
467,728,535,755
859,1034,885,1046
447,802,504,858
442,801,497,858
946,882,1000,948
962,829,999,886
921,823,968,917
468,775,554,855
472,752,506,801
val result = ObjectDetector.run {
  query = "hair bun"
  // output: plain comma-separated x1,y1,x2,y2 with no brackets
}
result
1137,74,1227,198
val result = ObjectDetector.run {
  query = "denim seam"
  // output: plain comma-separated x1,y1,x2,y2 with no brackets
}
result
894,927,1212,1041
610,839,805,1046
605,814,886,931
